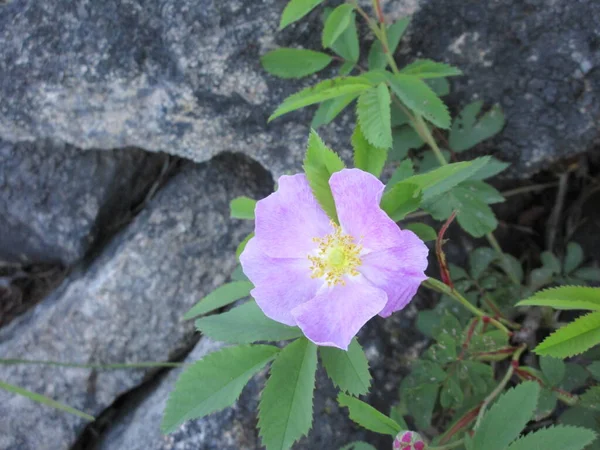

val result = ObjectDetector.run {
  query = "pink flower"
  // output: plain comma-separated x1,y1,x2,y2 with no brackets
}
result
240,169,428,350
393,431,427,450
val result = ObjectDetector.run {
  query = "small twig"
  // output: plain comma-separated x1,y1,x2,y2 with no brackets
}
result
546,172,569,252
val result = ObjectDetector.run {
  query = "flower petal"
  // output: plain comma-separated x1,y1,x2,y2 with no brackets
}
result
329,169,403,252
359,230,429,317
291,278,387,350
240,237,324,326
255,174,333,258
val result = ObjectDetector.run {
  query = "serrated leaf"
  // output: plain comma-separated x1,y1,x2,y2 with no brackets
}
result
387,73,451,129
472,382,540,450
331,13,359,62
367,17,410,70
470,247,498,280
261,48,333,79
565,242,585,274
507,425,597,450
322,4,355,48
561,363,591,391
303,130,345,223
195,301,303,344
269,77,371,122
236,232,254,259
312,93,359,128
320,338,371,396
258,338,318,450
516,286,600,311
588,362,600,381
461,180,505,204
540,356,566,387
401,380,439,429
338,392,402,436
340,442,378,450
426,78,450,97
230,196,256,219
580,386,600,411
184,281,254,320
449,101,505,152
534,311,600,358
280,0,325,29
469,157,510,180
352,124,388,177
401,59,463,79
405,223,437,242
380,182,422,222
0,380,95,421
386,159,414,189
161,345,279,433
357,83,393,149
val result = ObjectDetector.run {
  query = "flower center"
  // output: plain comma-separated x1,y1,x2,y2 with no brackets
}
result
308,222,362,286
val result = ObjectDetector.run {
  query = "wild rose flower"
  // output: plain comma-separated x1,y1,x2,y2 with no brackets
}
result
240,168,428,350
393,431,427,450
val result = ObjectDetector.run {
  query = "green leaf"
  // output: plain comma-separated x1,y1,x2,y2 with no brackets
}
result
340,442,378,450
312,93,359,128
565,242,585,274
541,251,562,274
230,196,256,219
499,254,524,283
387,73,451,129
352,124,388,178
269,77,371,122
337,392,402,436
280,0,325,29
580,387,600,412
401,59,463,79
449,101,505,152
261,48,333,79
0,380,95,421
331,13,359,62
405,223,437,242
507,425,597,450
236,232,254,259
540,356,566,387
534,311,600,358
469,157,510,180
367,17,410,70
322,4,355,48
380,183,422,222
574,267,600,282
320,338,371,396
390,125,425,160
561,363,590,391
386,159,414,189
258,338,318,450
195,301,303,344
162,345,279,433
426,78,450,97
398,156,491,201
338,61,355,76
470,247,498,280
357,84,393,149
516,286,600,311
183,281,254,320
588,361,600,381
472,382,540,450
461,180,505,204
303,130,345,223
401,380,439,429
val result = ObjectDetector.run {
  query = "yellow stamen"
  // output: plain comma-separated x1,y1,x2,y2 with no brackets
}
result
308,222,362,286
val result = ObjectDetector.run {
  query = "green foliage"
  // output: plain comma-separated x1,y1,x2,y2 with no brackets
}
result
534,311,600,358
183,281,253,320
339,442,377,450
368,17,410,70
472,382,540,450
449,101,505,152
0,380,95,421
280,0,325,29
337,392,402,436
517,286,600,311
469,247,498,280
588,361,600,381
357,83,393,149
230,196,256,219
540,356,566,387
404,223,437,242
390,125,424,160
320,338,371,396
330,13,359,62
269,77,371,122
352,124,388,177
469,157,510,180
507,426,597,450
258,338,318,450
386,159,414,188
322,4,355,48
303,130,345,223
387,73,451,129
162,345,279,433
236,232,253,259
195,301,303,344
261,48,333,79
312,93,359,128
401,59,462,79
580,387,600,412
565,242,585,274
380,183,422,222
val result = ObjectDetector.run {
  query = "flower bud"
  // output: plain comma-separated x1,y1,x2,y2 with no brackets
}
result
393,431,427,450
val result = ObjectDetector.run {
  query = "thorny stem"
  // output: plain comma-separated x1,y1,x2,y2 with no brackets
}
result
474,344,527,429
423,278,512,336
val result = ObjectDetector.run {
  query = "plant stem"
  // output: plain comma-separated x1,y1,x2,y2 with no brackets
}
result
430,440,465,450
423,278,511,336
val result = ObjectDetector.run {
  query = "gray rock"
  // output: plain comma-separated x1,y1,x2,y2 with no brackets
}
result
0,153,273,450
409,0,600,177
0,138,166,265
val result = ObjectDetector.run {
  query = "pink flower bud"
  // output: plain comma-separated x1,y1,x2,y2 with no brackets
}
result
393,431,427,450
